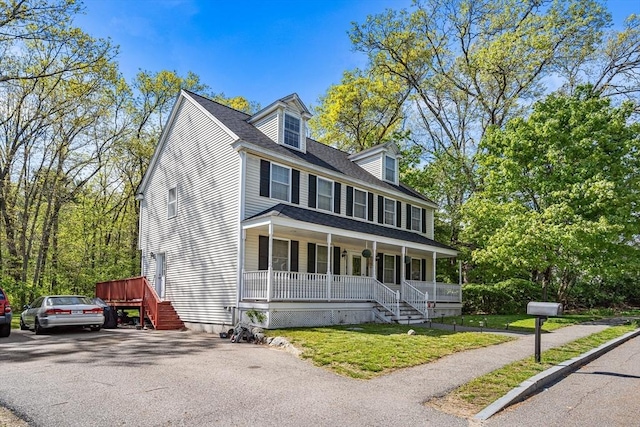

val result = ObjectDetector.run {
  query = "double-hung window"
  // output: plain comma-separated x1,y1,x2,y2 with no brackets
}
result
284,114,301,148
411,205,422,231
167,187,177,218
271,164,290,202
272,239,289,271
353,189,367,219
316,245,329,274
317,177,333,211
384,197,395,225
383,254,395,284
384,155,396,183
411,258,422,281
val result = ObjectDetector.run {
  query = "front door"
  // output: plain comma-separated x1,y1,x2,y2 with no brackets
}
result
155,253,165,299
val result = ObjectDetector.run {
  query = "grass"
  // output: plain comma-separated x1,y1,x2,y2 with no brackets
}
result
440,313,602,332
433,321,639,416
267,323,514,379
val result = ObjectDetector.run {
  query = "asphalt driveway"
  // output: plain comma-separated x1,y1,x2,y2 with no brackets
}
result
1,328,467,426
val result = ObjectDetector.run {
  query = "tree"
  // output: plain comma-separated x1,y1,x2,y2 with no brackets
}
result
309,68,410,152
464,87,640,303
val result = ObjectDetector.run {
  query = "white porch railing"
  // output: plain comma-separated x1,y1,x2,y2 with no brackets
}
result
401,281,429,319
242,271,400,319
406,280,462,303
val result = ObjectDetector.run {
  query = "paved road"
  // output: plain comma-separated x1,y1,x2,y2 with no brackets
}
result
485,335,640,427
0,324,614,426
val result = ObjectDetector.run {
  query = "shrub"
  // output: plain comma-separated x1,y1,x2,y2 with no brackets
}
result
463,279,541,314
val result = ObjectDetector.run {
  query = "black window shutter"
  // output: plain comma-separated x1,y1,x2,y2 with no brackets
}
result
405,260,411,280
367,192,374,221
291,169,300,204
290,240,299,272
258,235,269,270
346,186,353,217
308,174,317,208
307,243,316,273
334,182,341,214
377,195,384,224
259,160,270,197
422,208,427,233
396,201,402,228
395,255,401,284
421,259,427,282
333,246,341,275
406,203,412,230
376,252,384,282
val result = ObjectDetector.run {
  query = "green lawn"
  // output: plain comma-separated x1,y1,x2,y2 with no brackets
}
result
440,313,606,332
268,323,514,379
435,322,638,416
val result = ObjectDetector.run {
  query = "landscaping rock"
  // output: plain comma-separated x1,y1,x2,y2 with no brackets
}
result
267,336,302,356
407,329,416,335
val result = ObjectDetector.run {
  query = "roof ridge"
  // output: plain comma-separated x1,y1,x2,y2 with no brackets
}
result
183,90,251,119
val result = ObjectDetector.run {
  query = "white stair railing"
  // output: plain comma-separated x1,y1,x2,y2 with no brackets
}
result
372,279,400,320
401,281,430,320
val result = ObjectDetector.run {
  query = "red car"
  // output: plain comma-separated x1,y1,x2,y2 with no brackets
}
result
0,287,12,337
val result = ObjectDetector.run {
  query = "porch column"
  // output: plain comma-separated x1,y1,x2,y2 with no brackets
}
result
239,229,246,302
267,223,273,302
432,252,437,303
372,241,377,280
327,233,332,301
401,246,406,283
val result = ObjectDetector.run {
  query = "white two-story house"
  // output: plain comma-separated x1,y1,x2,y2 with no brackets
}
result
131,90,460,332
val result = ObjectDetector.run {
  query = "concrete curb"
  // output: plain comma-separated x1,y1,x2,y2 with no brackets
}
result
474,327,640,421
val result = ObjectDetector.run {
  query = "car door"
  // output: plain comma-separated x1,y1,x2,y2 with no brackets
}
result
24,297,44,327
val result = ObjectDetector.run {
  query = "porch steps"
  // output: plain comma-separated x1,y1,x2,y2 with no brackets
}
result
146,301,185,330
374,302,428,324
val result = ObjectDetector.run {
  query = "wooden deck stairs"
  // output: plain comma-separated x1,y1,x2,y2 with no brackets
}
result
96,276,185,331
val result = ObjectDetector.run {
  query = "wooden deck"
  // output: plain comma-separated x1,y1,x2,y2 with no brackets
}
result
96,276,184,330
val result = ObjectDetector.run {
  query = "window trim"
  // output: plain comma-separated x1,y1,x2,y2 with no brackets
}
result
384,154,397,183
353,188,367,220
271,238,290,271
167,186,177,219
316,176,334,212
383,254,396,284
383,196,396,226
283,113,301,149
411,205,422,232
315,244,329,274
270,162,291,202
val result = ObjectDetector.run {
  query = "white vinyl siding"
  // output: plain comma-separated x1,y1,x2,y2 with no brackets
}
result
356,155,382,180
317,177,333,212
353,188,367,219
384,197,395,225
140,96,240,325
254,113,279,144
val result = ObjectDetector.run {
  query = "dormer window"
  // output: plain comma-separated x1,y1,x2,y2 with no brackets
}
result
384,155,397,183
284,114,301,148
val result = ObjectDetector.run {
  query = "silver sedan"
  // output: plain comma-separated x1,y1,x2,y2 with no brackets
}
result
20,295,105,334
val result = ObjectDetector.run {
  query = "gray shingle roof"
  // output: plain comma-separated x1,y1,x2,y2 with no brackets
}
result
246,203,455,251
185,91,434,204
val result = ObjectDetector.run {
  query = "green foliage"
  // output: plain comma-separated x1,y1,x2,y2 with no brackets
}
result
462,279,542,314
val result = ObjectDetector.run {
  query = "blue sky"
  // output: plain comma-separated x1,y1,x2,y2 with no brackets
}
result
76,0,638,109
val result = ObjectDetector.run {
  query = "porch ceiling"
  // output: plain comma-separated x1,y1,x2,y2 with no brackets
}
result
243,204,457,257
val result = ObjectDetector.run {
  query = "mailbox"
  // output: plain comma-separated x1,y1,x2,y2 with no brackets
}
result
527,302,563,317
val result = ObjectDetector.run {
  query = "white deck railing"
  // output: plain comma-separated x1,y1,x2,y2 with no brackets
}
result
372,280,400,319
401,281,429,319
405,280,462,303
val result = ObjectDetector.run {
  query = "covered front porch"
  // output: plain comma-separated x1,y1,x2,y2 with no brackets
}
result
238,205,461,328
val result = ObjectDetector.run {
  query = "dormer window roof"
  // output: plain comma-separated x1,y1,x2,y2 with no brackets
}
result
348,141,401,185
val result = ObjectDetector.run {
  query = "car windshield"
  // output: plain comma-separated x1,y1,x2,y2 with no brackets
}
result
48,296,92,306
0,291,5,300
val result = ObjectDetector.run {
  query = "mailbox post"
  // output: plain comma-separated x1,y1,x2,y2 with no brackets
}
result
527,302,563,363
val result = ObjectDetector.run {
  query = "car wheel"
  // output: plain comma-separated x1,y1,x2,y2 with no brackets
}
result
0,324,10,338
20,317,28,330
34,317,43,335
90,326,101,332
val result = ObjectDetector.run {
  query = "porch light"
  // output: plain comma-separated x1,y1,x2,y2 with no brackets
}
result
341,250,347,258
